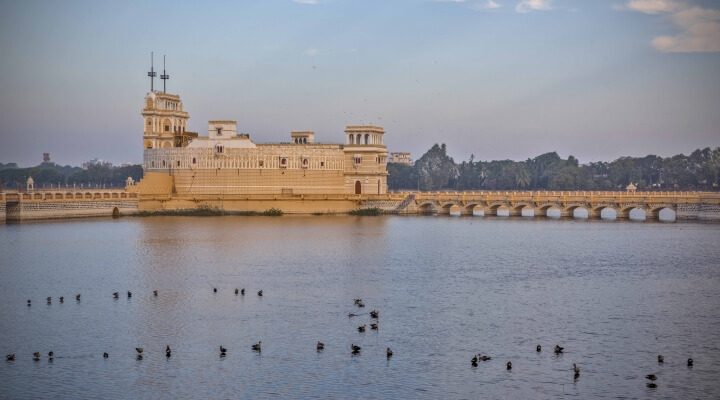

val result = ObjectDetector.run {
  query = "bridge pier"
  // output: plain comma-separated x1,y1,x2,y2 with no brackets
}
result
535,208,547,217
646,209,660,220
460,208,474,216
560,209,574,218
437,207,451,215
508,208,523,217
484,207,498,216
587,209,602,219
616,209,630,219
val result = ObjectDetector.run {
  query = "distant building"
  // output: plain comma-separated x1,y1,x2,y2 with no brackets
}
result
42,153,55,165
82,158,113,169
390,152,412,165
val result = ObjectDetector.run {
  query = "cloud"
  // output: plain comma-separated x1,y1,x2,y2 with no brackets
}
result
652,7,720,52
471,0,502,10
620,1,720,52
293,0,318,4
304,48,319,56
624,0,683,14
515,0,553,13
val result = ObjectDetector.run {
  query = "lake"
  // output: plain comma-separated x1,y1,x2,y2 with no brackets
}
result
1,215,719,399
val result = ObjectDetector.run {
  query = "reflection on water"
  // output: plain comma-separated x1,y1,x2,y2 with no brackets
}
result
1,215,719,398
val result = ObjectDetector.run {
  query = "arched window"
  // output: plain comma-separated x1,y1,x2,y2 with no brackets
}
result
356,135,361,144
192,157,196,164
349,134,354,144
365,134,370,144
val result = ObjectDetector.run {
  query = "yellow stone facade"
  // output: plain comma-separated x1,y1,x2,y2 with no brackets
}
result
139,92,388,196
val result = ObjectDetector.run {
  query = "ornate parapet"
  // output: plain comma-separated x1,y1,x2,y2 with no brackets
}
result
676,204,699,220
698,204,720,221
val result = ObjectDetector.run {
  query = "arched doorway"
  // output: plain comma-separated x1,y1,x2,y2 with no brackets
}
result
112,207,120,218
355,181,362,194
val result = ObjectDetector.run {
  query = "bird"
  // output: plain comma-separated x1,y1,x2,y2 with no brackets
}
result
27,299,31,306
480,354,492,361
166,345,171,357
127,291,132,298
358,325,366,332
658,355,664,363
252,341,262,352
103,352,109,358
317,341,324,350
507,361,512,370
6,354,15,361
48,351,53,358
647,383,658,388
573,363,580,376
554,345,564,354
370,310,379,318
153,290,158,297
213,288,217,293
537,344,542,352
76,294,81,301
357,301,365,308
387,348,393,358
472,354,479,364
687,358,693,366
351,344,361,353
220,345,227,354
47,297,51,304
135,348,143,354
258,290,263,297
33,352,41,358
370,323,378,330
348,313,357,318
59,296,64,303
354,299,362,305
235,288,239,295
113,292,119,298
646,374,657,381
240,288,245,295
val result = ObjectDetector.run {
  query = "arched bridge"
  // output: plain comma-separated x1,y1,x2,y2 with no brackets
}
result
368,190,720,221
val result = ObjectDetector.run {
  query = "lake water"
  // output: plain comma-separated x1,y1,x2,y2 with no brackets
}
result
1,215,719,399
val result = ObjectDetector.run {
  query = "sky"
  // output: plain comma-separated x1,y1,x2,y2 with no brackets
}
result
0,0,718,167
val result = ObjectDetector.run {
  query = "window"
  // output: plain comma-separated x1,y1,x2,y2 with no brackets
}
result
280,157,287,167
177,161,180,167
165,125,169,131
259,160,264,167
192,157,197,164
302,158,309,168
217,128,222,136
320,161,325,167
354,155,362,165
216,145,224,154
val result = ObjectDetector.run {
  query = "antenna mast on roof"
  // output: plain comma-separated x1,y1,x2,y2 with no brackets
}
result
161,55,169,94
147,52,157,92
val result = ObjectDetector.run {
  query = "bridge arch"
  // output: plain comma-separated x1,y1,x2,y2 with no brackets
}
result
510,202,533,217
647,206,676,221
618,205,647,219
112,207,120,218
416,201,436,214
564,204,590,218
461,203,482,216
536,204,562,217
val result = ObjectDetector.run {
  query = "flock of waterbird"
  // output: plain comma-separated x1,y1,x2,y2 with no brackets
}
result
9,289,695,388
8,289,394,362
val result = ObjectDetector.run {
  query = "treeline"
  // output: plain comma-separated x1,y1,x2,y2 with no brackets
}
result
387,144,720,191
0,163,143,190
